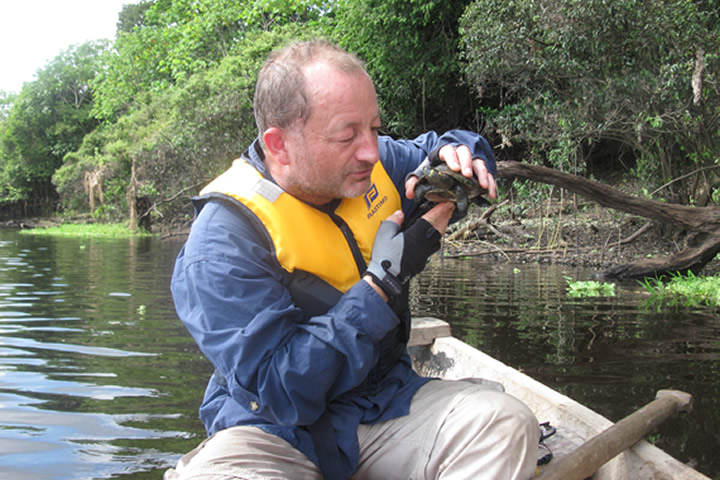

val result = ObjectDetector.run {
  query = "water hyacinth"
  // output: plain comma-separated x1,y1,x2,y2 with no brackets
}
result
563,275,616,298
643,272,720,309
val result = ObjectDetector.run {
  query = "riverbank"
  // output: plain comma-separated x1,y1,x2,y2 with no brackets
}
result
6,207,720,277
442,208,720,276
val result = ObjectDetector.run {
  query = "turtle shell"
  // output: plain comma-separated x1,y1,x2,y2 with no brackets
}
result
414,163,485,203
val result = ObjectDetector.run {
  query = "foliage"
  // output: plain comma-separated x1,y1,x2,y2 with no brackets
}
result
56,25,315,220
563,275,616,297
116,0,154,33
92,0,334,120
334,0,476,137
459,0,720,201
0,91,14,121
4,0,720,226
53,120,130,215
19,222,152,237
0,41,109,213
642,271,720,309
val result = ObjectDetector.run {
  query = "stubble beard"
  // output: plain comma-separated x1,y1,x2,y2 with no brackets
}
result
287,159,374,204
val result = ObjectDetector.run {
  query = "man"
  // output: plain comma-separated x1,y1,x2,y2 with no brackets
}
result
167,39,539,479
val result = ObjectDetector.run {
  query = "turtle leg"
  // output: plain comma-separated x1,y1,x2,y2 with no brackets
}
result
472,195,490,208
455,186,469,217
414,184,429,202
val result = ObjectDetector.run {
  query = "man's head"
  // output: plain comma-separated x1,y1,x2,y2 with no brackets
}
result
255,39,381,205
254,39,368,142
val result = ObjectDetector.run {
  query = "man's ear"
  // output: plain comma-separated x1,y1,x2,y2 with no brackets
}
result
263,127,290,166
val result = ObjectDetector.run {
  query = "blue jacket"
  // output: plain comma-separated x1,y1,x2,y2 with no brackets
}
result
171,130,496,477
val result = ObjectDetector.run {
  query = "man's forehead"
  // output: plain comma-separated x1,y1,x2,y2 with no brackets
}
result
301,65,378,125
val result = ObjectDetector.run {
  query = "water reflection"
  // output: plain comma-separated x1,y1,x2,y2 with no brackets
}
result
413,256,720,477
0,231,717,479
0,232,208,480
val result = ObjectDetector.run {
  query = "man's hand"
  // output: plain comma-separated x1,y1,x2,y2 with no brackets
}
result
363,203,454,300
420,200,455,235
405,144,498,201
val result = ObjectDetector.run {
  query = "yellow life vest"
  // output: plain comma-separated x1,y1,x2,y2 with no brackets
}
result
200,158,402,293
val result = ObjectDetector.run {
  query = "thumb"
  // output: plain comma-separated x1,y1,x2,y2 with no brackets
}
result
421,202,455,234
384,209,405,225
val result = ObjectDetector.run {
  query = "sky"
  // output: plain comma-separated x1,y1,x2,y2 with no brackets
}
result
0,0,139,94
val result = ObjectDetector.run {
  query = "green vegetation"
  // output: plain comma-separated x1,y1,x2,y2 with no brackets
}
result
563,276,616,298
0,0,718,231
20,223,151,237
642,272,720,309
460,0,720,207
336,0,475,136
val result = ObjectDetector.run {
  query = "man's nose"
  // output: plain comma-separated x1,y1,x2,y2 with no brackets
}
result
356,131,379,164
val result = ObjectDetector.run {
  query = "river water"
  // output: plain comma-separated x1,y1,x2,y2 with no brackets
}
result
0,230,717,479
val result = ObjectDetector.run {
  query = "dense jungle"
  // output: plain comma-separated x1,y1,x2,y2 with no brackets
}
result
0,0,719,275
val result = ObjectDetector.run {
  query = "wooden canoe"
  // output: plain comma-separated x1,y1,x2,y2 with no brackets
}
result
407,317,710,480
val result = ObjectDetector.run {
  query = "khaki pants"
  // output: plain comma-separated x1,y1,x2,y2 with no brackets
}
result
165,379,539,480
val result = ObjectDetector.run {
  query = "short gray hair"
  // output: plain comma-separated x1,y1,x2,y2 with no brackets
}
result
254,39,368,147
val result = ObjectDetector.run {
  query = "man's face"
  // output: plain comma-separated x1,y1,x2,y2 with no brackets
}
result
282,62,381,205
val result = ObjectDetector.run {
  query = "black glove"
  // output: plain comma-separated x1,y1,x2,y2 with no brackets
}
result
404,147,442,184
364,217,441,298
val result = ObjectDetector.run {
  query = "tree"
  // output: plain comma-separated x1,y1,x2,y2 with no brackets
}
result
460,0,720,204
56,26,316,225
0,41,109,215
334,0,476,137
116,0,154,33
92,0,334,120
0,91,14,121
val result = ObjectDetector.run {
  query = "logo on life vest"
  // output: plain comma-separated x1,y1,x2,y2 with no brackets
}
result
364,184,378,207
364,183,388,219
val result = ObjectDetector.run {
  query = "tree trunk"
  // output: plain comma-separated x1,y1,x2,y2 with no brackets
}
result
496,160,720,278
127,158,138,232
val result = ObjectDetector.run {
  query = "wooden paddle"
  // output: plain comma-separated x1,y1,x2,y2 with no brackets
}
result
536,389,693,480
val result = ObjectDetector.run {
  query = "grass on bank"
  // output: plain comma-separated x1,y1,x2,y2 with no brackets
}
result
19,223,152,238
642,272,720,309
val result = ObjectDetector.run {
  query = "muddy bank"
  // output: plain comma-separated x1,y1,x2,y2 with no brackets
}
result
442,211,720,276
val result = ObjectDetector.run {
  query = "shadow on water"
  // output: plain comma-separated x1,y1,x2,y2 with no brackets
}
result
0,230,717,479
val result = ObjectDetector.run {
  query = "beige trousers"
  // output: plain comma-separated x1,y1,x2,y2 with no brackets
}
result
164,379,539,480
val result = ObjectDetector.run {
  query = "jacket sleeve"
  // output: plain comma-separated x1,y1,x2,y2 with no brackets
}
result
379,130,497,213
171,199,399,427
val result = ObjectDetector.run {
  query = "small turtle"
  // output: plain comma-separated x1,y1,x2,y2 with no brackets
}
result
413,163,489,217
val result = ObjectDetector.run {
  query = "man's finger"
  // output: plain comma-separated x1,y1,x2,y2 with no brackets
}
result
472,158,498,199
472,158,489,188
438,144,461,171
456,146,474,177
385,209,405,225
405,176,419,199
421,202,455,235
487,174,498,199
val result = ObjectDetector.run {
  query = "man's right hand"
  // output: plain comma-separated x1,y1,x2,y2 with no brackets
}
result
405,144,498,201
363,203,454,300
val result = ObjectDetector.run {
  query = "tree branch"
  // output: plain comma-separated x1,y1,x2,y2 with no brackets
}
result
495,160,720,278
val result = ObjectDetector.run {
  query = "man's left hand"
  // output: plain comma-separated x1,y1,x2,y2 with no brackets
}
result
405,144,498,200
